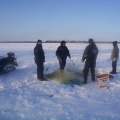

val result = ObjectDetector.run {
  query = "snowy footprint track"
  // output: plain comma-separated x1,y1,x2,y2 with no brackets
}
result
0,78,54,98
55,98,120,119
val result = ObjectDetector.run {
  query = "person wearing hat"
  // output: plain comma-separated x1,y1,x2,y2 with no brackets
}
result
110,41,119,74
56,41,71,70
34,40,47,81
82,38,99,84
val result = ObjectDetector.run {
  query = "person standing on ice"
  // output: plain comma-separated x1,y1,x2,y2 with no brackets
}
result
82,39,98,84
110,41,119,74
34,40,47,81
56,41,71,70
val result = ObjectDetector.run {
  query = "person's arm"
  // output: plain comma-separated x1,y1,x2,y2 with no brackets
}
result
82,46,88,62
56,47,60,58
66,47,71,59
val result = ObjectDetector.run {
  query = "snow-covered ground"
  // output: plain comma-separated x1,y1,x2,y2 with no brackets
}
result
0,43,120,120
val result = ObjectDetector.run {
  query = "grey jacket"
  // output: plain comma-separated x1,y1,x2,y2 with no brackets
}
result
110,46,119,61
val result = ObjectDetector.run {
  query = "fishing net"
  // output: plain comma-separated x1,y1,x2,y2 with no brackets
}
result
45,70,83,85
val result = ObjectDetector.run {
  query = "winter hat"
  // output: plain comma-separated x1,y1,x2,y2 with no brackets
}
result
61,41,66,45
113,41,117,46
37,40,42,43
88,38,94,44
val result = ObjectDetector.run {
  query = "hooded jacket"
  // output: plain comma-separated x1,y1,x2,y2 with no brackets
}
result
34,44,45,64
110,45,119,61
82,43,98,62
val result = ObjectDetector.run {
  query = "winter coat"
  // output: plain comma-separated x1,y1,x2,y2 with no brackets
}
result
34,44,45,64
110,46,119,61
82,43,98,62
56,46,71,59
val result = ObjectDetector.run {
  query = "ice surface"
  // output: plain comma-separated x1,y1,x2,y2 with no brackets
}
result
0,43,120,120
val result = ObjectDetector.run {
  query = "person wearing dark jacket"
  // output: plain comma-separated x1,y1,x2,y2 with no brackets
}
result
34,40,47,81
82,39,98,84
56,41,71,70
110,41,119,74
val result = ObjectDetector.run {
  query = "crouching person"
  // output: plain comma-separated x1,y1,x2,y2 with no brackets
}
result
34,40,47,81
110,41,119,74
82,39,99,84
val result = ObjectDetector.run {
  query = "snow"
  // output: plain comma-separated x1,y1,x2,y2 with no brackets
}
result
0,43,120,120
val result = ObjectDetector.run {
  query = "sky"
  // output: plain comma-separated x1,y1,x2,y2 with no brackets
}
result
0,0,120,42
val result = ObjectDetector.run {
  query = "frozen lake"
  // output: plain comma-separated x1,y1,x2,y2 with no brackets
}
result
0,43,120,120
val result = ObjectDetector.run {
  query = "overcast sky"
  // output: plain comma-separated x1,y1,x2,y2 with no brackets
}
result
0,0,120,42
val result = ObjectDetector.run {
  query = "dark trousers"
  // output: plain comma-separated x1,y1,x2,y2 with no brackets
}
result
112,61,117,73
36,62,44,79
59,58,66,70
83,60,96,83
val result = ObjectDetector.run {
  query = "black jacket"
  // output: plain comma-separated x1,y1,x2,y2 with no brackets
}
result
56,46,71,59
34,44,45,64
82,43,98,62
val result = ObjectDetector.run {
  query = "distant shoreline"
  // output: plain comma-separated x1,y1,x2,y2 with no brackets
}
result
0,41,118,43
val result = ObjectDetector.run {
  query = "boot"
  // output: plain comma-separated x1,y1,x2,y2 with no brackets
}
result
110,71,116,74
82,76,87,84
41,78,47,81
82,81,87,84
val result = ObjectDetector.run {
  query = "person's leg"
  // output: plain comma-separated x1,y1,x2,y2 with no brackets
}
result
91,68,95,81
112,61,117,73
37,63,44,80
110,61,114,73
83,60,89,84
62,58,66,69
59,58,64,70
90,61,96,81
